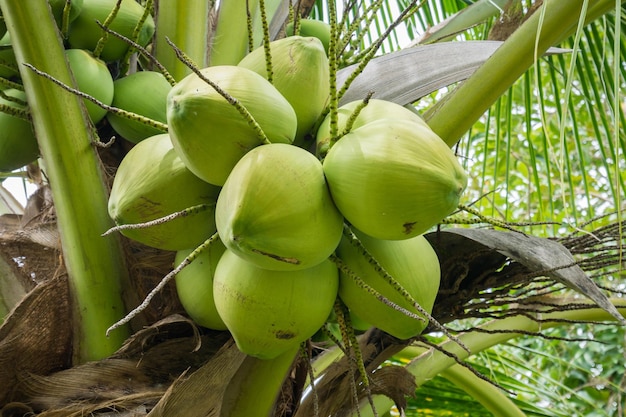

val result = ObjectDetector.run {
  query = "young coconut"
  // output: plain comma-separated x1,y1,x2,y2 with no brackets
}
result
166,65,297,186
108,133,221,251
285,19,331,55
0,89,39,171
174,238,228,331
336,229,440,340
48,0,83,29
215,143,344,271
65,49,114,124
106,71,172,143
323,119,467,240
213,249,338,359
238,36,329,145
316,98,428,157
67,0,155,62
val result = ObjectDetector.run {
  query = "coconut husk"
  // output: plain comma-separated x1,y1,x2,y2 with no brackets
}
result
0,274,72,405
9,315,232,415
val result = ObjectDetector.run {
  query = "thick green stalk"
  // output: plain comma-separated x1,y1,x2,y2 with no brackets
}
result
208,0,283,66
220,348,299,417
425,0,620,147
439,364,525,417
209,0,259,66
0,0,130,362
154,0,211,81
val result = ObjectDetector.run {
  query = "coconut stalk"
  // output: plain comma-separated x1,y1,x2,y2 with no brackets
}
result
154,0,212,81
425,0,622,147
208,0,285,66
0,0,130,363
209,0,260,66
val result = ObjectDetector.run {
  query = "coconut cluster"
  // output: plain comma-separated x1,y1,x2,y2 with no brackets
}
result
110,29,469,359
0,1,468,360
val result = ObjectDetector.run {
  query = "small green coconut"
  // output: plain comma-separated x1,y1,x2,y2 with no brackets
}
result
48,0,83,29
323,119,467,240
316,98,428,157
216,143,344,271
213,249,338,359
0,89,39,171
285,19,331,55
336,229,440,340
67,0,155,62
238,36,329,144
106,71,171,143
108,133,220,251
166,65,297,186
175,239,228,331
65,48,114,123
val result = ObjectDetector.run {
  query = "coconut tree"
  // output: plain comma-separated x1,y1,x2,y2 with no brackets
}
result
0,0,624,416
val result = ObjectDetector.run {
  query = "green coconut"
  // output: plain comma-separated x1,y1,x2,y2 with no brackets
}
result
175,239,228,331
316,98,428,156
213,249,338,359
67,0,155,62
323,119,467,240
65,48,114,123
106,71,171,143
108,133,220,251
0,89,39,171
285,19,331,55
48,0,84,29
216,143,344,271
166,65,297,186
336,229,440,339
238,36,329,144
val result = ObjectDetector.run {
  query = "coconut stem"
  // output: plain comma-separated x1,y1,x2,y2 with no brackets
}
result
102,203,214,236
106,232,220,336
93,0,122,60
289,2,299,36
119,0,153,74
59,0,71,37
442,211,562,229
336,0,418,102
258,0,273,84
245,0,255,54
300,341,320,417
335,299,378,417
166,37,271,145
327,0,339,140
334,299,367,417
0,102,28,119
0,76,23,90
337,0,382,58
24,63,169,132
457,204,531,233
